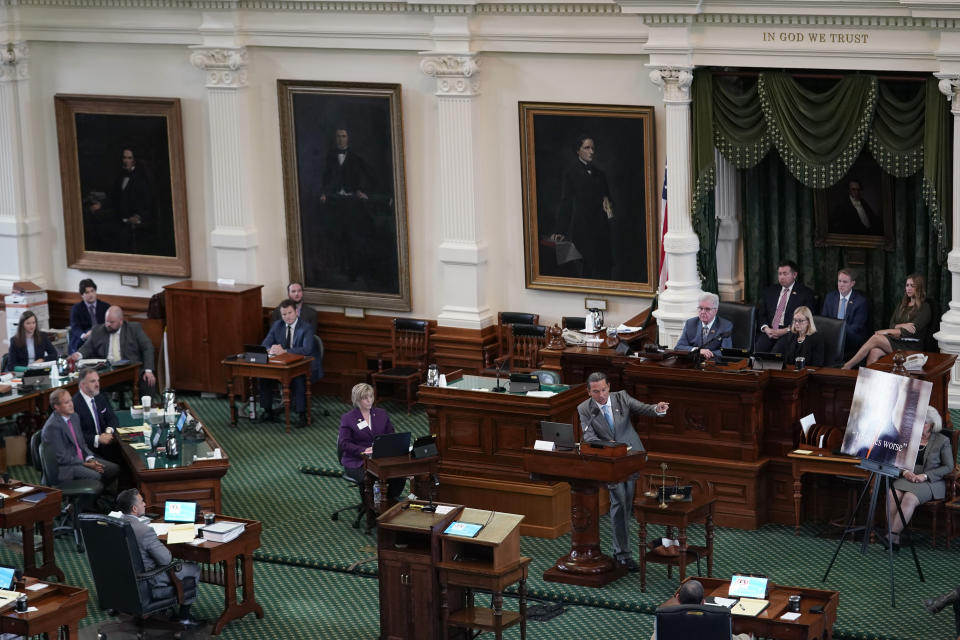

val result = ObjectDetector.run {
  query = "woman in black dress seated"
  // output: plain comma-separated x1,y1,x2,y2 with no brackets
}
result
880,406,953,551
773,306,824,367
6,311,58,371
843,273,931,369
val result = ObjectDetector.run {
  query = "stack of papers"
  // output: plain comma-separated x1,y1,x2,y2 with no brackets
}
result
616,324,641,333
202,521,245,543
732,598,769,617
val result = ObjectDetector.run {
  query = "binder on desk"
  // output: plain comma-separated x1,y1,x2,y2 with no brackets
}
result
732,598,769,617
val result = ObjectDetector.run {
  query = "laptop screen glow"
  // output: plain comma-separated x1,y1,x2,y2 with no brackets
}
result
163,500,197,523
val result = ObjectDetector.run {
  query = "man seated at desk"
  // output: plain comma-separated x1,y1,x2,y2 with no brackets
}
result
68,278,110,354
68,305,156,398
652,580,751,640
579,371,668,571
674,293,733,359
73,367,122,466
41,388,119,498
259,298,322,427
270,281,318,329
117,488,202,626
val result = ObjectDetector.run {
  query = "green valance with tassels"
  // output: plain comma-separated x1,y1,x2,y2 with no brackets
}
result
690,70,949,293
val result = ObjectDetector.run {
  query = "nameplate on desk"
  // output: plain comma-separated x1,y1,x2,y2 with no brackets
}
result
533,440,555,452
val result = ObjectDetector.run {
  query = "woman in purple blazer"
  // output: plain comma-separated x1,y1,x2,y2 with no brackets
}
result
338,383,406,499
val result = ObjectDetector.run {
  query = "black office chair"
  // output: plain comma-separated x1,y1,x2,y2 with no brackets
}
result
717,302,757,353
79,513,196,639
654,603,732,640
813,316,846,367
31,431,102,553
530,369,561,385
330,436,373,534
561,316,586,331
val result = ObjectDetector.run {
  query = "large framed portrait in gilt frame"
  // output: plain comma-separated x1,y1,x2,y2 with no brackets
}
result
54,94,190,276
277,80,411,311
519,102,658,296
814,150,894,250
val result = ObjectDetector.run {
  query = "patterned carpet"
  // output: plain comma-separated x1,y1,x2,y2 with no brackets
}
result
2,395,957,639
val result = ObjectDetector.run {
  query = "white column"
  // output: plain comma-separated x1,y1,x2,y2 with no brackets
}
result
420,54,491,329
649,66,699,347
714,150,743,301
933,73,960,409
189,46,258,283
0,42,44,291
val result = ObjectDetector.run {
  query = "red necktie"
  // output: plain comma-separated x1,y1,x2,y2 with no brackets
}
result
66,417,84,462
772,288,789,328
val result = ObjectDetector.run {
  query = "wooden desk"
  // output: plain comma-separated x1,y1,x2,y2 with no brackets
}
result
364,454,439,515
665,576,839,640
438,557,530,640
2,577,87,639
0,484,64,581
523,447,647,587
787,448,868,534
166,515,264,636
419,376,585,538
222,356,314,434
118,402,230,513
634,494,715,592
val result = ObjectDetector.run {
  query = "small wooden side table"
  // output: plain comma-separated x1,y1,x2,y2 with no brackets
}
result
634,494,715,592
437,556,530,640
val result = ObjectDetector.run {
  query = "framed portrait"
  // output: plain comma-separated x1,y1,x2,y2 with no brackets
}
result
277,80,411,311
814,150,894,250
54,94,190,276
519,102,658,296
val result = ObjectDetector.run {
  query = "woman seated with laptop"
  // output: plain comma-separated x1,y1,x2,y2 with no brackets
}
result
338,383,406,501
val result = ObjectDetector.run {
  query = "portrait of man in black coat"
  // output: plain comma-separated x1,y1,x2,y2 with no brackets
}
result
828,179,883,236
85,147,154,254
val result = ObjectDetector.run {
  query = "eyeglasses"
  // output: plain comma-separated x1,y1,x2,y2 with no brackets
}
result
697,307,717,312
793,318,809,324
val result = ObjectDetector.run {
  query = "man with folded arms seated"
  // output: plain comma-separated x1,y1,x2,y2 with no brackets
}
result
41,388,119,499
68,305,156,397
755,260,816,353
117,488,202,626
652,579,751,640
259,299,323,427
579,371,668,572
674,293,733,359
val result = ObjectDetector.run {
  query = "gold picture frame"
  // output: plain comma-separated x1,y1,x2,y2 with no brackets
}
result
519,102,658,297
814,150,894,250
54,94,191,276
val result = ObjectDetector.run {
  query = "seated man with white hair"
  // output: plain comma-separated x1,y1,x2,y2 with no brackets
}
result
674,293,734,359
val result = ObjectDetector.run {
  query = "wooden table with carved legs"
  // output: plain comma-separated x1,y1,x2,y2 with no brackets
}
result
634,494,715,592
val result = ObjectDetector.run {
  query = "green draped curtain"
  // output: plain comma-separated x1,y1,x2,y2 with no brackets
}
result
690,70,951,325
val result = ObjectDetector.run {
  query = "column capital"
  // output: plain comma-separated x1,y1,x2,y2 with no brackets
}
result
420,55,479,97
189,46,248,89
0,42,29,83
648,65,694,103
935,72,960,113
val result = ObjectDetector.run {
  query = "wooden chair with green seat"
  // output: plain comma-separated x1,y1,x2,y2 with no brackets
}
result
483,312,539,369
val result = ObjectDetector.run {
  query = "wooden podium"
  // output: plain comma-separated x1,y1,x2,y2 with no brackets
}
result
523,447,647,587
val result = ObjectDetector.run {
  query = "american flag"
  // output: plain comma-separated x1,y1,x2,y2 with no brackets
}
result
658,167,668,292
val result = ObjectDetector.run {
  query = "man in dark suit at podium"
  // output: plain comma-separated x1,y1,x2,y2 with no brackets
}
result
578,372,669,571
259,299,323,427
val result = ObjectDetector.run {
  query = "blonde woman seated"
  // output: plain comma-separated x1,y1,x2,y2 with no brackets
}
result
843,274,931,369
880,406,954,552
772,306,824,367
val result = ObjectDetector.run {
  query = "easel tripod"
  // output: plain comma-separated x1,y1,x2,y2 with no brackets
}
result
823,458,923,607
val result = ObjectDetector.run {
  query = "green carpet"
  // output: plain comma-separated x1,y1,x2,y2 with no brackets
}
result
2,395,956,639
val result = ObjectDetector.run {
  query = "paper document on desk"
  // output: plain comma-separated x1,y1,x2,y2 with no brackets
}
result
616,324,641,333
526,390,556,398
732,598,769,617
165,524,198,544
129,443,150,450
799,413,816,439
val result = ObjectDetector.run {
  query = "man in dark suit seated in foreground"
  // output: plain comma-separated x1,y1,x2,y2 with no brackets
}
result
117,488,202,626
652,580,751,640
259,299,323,427
755,260,815,353
73,367,122,465
69,305,156,398
820,267,870,358
674,293,733,360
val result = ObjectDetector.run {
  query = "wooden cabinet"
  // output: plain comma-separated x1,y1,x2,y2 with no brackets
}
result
164,280,263,393
376,501,462,640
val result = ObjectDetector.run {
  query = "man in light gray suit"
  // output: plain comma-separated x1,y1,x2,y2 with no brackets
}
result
117,488,202,625
578,371,669,570
69,305,156,396
41,388,119,486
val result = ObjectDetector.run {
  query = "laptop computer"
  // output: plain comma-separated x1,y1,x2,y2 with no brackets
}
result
0,566,15,590
508,373,540,394
750,352,784,370
243,344,268,364
372,432,411,459
540,421,575,451
163,500,198,523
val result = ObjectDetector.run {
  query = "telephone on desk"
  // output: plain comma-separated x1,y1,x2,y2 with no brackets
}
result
904,353,928,371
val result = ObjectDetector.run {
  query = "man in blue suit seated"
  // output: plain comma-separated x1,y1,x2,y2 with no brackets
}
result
68,278,110,354
821,268,870,358
259,298,323,427
674,293,733,359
